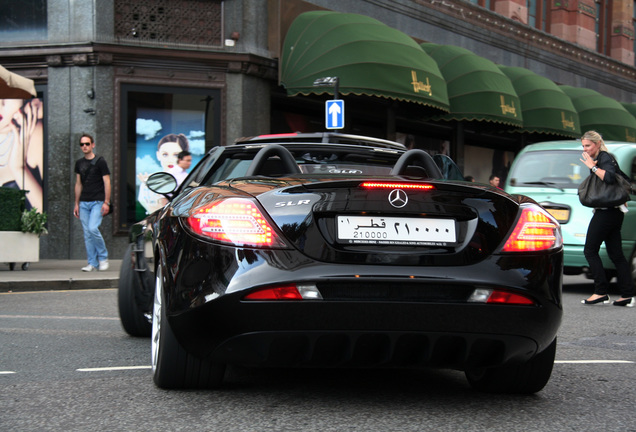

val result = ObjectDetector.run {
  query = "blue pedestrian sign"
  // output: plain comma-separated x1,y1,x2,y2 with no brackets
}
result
325,99,344,129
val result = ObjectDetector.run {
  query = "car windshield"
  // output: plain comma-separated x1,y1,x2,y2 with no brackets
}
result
508,150,584,189
200,146,398,185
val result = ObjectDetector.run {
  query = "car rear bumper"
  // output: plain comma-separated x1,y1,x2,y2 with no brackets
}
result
563,244,624,273
210,330,539,370
168,283,562,371
163,244,563,371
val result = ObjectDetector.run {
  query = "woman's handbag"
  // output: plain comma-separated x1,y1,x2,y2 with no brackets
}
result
578,172,631,208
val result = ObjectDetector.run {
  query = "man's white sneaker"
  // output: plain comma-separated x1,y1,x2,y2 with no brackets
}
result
98,260,109,271
81,264,97,272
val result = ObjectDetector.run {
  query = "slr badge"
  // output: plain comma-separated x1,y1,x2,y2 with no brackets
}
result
388,189,408,208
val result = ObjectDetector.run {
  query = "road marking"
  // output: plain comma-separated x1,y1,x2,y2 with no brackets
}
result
0,288,117,295
555,360,634,364
77,366,152,372
0,314,118,320
2,362,632,377
72,362,634,373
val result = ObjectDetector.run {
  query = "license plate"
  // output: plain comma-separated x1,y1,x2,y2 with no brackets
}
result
337,216,456,246
545,208,569,223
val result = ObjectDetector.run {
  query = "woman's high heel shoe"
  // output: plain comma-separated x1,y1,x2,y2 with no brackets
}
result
613,297,634,307
581,295,610,305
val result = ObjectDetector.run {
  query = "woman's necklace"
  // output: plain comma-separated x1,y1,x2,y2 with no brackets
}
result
0,130,15,167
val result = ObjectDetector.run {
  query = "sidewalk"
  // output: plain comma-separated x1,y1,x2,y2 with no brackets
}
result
0,259,121,292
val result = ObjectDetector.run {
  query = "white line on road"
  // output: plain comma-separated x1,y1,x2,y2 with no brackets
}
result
555,360,634,364
0,314,118,320
77,366,152,372
2,361,632,376
74,361,633,373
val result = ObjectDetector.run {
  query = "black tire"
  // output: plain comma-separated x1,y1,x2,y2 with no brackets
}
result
465,338,557,394
118,244,152,337
152,266,226,389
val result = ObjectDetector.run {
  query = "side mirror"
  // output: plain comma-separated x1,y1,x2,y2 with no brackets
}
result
146,172,178,195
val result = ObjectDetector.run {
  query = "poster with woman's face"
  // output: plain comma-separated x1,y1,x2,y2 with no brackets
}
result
0,98,44,212
135,107,205,218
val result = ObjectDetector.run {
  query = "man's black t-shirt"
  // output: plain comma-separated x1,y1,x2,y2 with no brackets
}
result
75,156,110,202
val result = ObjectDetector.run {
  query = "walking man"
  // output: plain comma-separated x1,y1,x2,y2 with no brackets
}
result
170,150,192,186
73,133,111,271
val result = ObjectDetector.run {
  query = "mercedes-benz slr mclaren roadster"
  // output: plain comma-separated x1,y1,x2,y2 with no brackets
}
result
118,133,563,393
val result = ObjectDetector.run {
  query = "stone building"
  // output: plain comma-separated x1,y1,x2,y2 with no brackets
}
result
1,0,634,259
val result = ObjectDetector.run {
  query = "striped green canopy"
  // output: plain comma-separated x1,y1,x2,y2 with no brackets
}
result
499,66,580,137
420,43,523,127
280,11,449,113
560,86,636,142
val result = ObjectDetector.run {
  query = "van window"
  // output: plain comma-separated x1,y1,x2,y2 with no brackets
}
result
508,150,583,189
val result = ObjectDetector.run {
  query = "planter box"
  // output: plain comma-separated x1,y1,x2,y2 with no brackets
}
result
0,231,40,263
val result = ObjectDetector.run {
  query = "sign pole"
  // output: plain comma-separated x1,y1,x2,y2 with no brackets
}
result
333,77,339,100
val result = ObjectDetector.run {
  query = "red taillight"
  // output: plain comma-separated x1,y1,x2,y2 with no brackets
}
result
244,285,302,300
361,182,434,190
244,284,322,301
486,290,535,305
468,288,536,305
186,198,285,247
502,205,561,252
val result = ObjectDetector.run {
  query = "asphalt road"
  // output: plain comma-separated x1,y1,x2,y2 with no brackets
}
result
1,276,636,432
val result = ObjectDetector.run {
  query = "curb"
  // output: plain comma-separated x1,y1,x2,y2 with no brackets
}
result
0,259,122,293
0,278,119,292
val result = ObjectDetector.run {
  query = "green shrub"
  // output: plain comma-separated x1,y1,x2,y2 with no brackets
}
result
21,208,48,236
0,187,26,231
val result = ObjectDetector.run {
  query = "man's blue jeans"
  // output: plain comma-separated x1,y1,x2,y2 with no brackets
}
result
79,201,108,267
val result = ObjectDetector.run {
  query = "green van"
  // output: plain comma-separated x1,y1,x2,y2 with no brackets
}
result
505,140,636,280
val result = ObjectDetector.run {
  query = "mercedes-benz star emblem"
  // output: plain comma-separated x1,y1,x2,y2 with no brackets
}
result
388,189,408,208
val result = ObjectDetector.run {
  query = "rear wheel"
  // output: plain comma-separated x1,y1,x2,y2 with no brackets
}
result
465,338,557,394
151,265,226,389
118,244,152,337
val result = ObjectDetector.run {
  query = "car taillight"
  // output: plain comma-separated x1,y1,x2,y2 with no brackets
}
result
502,205,562,252
361,182,434,190
244,284,322,300
185,198,286,247
468,288,536,305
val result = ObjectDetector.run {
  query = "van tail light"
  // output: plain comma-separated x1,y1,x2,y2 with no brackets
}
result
185,198,286,247
501,205,562,252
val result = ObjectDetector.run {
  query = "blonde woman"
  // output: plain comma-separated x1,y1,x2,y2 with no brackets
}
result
579,130,634,306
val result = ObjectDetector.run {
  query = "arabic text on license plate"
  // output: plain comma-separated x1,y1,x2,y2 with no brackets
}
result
337,216,456,245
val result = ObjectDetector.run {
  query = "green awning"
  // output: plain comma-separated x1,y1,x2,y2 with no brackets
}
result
420,43,522,127
560,86,636,142
499,66,580,137
621,103,636,121
279,11,449,113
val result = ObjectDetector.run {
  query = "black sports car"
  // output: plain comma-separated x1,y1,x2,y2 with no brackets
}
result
118,132,563,393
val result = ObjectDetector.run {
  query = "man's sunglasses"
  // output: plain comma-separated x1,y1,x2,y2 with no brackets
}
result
79,142,92,147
